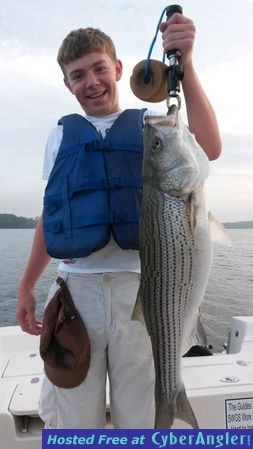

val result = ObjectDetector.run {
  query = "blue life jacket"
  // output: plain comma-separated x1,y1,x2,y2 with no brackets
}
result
43,109,146,259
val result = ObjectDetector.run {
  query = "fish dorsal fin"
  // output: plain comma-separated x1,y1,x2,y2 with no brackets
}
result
208,212,232,247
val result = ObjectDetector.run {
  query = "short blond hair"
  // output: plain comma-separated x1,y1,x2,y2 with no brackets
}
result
57,27,117,74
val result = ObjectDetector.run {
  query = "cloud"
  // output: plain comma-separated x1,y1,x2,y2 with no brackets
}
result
0,176,45,217
206,171,253,222
1,0,253,220
197,60,253,135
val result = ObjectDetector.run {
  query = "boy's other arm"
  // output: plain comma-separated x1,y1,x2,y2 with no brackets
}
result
17,216,51,335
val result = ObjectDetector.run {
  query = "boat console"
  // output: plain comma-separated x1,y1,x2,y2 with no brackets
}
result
0,317,253,448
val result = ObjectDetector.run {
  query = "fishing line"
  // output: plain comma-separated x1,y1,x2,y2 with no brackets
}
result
144,7,168,81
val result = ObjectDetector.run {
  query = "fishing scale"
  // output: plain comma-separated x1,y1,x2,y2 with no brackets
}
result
130,4,184,109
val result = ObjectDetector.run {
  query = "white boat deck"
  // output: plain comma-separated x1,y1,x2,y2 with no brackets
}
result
1,316,253,448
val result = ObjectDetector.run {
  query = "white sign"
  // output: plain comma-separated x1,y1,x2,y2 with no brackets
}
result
225,397,253,429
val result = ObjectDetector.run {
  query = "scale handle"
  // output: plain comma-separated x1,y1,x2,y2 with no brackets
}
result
165,4,184,105
166,4,183,20
166,5,183,57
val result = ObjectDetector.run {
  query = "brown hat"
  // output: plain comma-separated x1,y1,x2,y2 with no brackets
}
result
130,59,168,103
40,277,91,388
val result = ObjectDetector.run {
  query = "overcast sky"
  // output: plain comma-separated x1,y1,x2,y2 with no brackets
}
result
0,0,253,222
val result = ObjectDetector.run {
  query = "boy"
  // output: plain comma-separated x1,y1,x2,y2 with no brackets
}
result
17,13,221,428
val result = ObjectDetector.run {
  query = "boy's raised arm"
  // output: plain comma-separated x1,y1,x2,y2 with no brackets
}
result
181,61,222,161
161,13,222,161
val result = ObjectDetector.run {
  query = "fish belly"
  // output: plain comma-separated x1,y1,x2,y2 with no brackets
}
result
140,186,212,428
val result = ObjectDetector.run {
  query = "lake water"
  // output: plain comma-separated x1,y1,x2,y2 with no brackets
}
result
0,228,252,352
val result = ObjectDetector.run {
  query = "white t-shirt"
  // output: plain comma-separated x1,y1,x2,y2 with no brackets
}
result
42,109,161,274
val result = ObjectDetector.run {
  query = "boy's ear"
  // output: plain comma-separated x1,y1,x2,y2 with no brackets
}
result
115,59,123,81
64,77,74,94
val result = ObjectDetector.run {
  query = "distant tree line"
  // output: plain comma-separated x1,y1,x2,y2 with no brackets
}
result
223,221,253,229
0,213,252,229
0,214,39,229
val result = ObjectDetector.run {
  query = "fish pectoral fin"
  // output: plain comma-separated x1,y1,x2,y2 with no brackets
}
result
131,287,147,328
176,387,199,429
188,194,196,233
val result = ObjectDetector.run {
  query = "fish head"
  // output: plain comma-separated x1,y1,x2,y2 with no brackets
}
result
143,114,178,191
143,110,209,195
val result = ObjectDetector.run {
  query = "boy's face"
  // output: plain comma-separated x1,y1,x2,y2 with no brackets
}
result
64,52,122,116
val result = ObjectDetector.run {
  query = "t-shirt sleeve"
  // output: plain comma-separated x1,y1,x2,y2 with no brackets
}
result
42,125,63,181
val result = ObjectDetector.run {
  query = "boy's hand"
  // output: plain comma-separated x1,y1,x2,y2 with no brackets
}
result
160,13,195,66
16,286,42,335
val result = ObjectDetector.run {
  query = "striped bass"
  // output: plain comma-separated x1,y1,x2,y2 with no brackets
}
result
132,105,213,428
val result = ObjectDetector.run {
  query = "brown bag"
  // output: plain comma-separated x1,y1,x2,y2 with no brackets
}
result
40,277,91,388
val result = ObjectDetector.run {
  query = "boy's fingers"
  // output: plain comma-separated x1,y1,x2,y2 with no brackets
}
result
18,308,41,335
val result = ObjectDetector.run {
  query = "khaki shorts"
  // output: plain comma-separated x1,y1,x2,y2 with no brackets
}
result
38,271,155,428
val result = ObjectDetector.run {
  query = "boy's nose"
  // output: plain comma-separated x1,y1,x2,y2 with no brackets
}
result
85,72,100,88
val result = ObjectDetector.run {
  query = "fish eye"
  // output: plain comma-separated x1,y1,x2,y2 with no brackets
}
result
151,137,162,151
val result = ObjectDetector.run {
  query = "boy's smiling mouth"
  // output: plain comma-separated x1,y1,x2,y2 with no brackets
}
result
87,91,106,99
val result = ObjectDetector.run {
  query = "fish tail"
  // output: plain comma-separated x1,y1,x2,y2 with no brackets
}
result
155,399,174,429
155,387,199,429
176,386,199,428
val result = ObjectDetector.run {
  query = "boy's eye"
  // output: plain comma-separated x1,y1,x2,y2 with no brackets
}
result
95,65,107,73
71,72,83,81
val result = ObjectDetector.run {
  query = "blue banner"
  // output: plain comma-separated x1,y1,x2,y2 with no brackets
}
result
42,429,252,449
